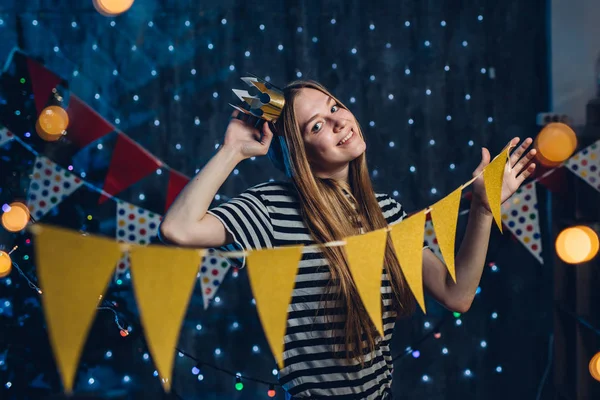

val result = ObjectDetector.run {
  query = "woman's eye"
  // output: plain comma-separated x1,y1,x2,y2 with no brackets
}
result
331,105,338,113
312,122,323,132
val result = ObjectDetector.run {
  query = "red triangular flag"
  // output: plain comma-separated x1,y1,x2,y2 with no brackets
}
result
165,170,190,212
66,95,115,148
99,134,161,203
26,58,62,116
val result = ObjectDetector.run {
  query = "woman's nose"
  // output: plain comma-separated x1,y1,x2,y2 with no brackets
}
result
333,118,347,132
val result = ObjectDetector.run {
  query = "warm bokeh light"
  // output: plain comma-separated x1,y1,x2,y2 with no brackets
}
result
0,251,12,278
555,226,599,264
93,0,135,16
1,202,30,232
589,352,600,382
534,123,577,166
36,105,69,141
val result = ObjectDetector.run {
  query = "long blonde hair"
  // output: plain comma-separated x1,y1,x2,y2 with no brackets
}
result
273,80,416,366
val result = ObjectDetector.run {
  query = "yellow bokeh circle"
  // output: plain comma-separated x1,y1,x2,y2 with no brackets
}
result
0,251,11,278
1,202,30,232
555,226,599,264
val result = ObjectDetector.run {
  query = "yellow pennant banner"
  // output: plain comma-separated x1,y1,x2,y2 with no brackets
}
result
129,245,203,392
389,211,427,313
344,228,389,337
26,144,511,395
31,224,123,394
430,187,462,283
484,148,509,233
247,246,303,369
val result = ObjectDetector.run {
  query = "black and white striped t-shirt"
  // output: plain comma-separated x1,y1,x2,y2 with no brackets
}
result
207,180,407,399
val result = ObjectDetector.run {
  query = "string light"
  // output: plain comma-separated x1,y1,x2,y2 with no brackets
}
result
192,363,201,375
235,375,243,391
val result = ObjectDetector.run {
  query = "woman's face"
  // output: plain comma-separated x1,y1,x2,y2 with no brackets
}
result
293,88,366,178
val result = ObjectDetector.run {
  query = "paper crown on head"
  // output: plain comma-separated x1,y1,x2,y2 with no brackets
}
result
229,75,284,127
230,75,293,177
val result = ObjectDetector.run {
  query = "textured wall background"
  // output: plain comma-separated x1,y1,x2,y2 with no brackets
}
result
0,1,552,399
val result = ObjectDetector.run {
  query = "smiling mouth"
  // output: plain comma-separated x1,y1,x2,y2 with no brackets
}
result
337,130,355,146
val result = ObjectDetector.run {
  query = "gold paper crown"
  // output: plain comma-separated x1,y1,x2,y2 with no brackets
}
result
229,75,284,125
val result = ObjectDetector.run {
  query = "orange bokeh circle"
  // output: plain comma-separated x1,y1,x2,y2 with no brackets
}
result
0,251,11,278
534,123,577,166
93,0,135,16
555,226,599,264
36,105,69,141
589,352,600,382
1,202,30,232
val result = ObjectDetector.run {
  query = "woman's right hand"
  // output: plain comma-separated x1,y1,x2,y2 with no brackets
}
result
222,110,275,160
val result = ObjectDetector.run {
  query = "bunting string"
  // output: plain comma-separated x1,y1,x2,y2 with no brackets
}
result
2,128,575,257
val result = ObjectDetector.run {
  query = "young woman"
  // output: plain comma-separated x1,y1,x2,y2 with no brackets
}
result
160,80,537,399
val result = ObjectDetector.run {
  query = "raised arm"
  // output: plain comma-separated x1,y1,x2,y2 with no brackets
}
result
159,112,274,247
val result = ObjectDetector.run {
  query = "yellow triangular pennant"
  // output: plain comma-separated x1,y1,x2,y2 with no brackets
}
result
344,228,389,337
247,246,303,369
32,224,123,394
389,211,427,313
484,148,509,233
430,187,462,283
129,245,203,392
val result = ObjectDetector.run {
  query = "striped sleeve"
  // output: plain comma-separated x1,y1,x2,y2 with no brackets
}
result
206,186,275,269
376,193,407,226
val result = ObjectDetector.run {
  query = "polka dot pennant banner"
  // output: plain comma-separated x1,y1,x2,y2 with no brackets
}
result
114,202,162,280
26,156,84,220
501,183,543,264
423,219,443,262
0,127,14,148
116,202,162,245
565,139,600,193
199,248,232,310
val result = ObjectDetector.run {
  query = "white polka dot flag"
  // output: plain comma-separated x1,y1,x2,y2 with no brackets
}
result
199,248,232,310
0,127,15,148
423,219,443,261
565,139,600,193
26,156,84,220
114,202,163,281
501,183,543,264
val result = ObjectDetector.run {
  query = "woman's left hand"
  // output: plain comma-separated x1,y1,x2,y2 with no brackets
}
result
471,137,537,215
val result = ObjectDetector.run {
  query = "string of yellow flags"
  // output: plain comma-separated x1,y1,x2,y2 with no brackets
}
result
28,144,511,394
